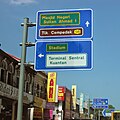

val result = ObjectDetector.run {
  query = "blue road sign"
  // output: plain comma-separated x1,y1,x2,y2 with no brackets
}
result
102,109,106,117
36,9,93,40
102,109,115,117
92,105,108,109
92,98,108,109
34,40,93,71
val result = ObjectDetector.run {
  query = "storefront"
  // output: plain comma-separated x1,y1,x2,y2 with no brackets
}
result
0,81,33,120
44,102,55,120
33,96,46,120
0,81,18,120
0,97,13,120
33,107,43,120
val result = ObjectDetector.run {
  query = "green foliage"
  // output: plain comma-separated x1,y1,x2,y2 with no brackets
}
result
108,104,115,109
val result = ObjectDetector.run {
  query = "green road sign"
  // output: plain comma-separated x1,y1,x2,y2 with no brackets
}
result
40,12,80,26
46,43,68,52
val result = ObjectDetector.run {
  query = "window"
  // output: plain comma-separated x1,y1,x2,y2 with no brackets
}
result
36,84,40,97
26,82,29,93
14,65,20,88
0,59,7,83
25,73,32,93
1,69,6,82
16,77,19,88
7,63,14,86
8,72,13,85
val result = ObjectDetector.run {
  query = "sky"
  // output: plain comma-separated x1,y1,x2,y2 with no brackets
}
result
0,0,120,110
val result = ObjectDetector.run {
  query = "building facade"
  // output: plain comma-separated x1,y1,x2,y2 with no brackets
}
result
0,49,47,120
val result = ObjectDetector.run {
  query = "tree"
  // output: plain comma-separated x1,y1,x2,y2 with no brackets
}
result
108,105,115,109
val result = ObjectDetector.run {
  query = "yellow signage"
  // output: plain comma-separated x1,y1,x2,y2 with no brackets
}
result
47,72,57,102
34,96,46,108
72,85,76,109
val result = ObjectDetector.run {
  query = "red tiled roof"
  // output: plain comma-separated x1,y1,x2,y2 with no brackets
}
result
8,54,21,62
0,49,21,62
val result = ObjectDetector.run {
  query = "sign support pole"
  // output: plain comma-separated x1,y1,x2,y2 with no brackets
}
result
93,108,96,119
88,98,90,119
17,18,29,120
98,110,101,120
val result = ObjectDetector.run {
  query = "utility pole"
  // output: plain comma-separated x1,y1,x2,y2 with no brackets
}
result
17,18,29,120
17,18,36,120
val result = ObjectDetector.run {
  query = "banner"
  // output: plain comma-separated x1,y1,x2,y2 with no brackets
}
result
47,72,57,102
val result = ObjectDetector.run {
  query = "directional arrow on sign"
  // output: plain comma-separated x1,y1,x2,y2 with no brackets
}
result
102,109,106,117
85,21,90,27
102,109,115,117
38,53,44,58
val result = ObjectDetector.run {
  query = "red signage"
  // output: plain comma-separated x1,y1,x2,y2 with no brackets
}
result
58,86,65,101
40,27,83,37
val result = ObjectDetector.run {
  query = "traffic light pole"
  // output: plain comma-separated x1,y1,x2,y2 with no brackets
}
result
17,18,29,120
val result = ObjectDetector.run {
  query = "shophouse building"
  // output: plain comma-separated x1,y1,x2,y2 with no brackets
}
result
0,49,48,120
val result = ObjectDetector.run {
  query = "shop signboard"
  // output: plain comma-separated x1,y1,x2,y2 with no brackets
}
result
47,72,57,102
58,86,65,101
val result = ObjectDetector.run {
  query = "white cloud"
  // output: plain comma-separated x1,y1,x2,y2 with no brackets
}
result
10,0,36,5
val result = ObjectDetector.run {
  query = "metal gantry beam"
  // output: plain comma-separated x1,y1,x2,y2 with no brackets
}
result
21,22,36,27
19,42,35,47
